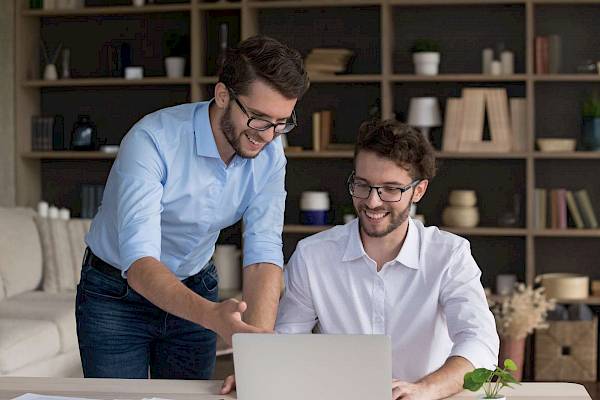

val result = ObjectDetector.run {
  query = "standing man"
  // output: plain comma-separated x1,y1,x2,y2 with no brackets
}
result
77,35,309,379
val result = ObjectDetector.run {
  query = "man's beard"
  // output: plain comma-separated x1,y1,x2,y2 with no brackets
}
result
221,105,265,159
357,193,414,238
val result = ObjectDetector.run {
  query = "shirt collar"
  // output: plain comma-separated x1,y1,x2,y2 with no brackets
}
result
342,217,421,270
193,99,222,159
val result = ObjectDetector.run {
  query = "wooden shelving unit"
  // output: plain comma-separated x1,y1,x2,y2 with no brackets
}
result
14,0,600,301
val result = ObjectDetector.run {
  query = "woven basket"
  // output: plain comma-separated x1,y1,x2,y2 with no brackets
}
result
535,318,597,381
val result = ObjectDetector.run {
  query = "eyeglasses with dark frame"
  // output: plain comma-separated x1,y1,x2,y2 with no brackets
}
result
229,89,297,135
347,171,421,203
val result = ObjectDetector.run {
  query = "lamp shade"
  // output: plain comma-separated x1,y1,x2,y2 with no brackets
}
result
407,97,442,128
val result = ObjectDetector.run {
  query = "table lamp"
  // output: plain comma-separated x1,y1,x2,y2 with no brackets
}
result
407,97,441,142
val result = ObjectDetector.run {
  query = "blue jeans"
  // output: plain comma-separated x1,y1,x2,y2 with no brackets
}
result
75,258,219,379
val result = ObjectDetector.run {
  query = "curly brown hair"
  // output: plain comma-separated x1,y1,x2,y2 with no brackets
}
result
218,35,310,100
354,119,437,181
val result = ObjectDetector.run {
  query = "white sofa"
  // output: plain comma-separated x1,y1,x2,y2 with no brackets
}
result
0,207,89,377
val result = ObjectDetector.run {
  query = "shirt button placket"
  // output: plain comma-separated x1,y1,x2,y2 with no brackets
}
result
373,276,385,334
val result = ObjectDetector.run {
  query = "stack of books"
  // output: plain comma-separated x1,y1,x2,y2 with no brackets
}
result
305,48,353,76
31,115,64,151
442,88,526,153
534,188,598,229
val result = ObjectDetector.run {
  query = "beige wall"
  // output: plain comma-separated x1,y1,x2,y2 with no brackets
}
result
0,1,16,207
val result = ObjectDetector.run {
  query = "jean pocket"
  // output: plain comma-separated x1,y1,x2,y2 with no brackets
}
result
81,266,129,300
200,264,219,294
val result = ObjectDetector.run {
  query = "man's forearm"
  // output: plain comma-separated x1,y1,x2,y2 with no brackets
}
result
127,256,216,329
242,263,283,329
417,356,474,399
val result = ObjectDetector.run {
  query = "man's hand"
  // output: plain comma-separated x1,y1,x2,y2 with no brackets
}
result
207,298,272,346
392,380,432,400
220,374,236,394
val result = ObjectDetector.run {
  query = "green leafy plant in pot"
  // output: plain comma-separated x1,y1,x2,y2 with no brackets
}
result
463,359,520,400
411,39,441,76
582,93,600,151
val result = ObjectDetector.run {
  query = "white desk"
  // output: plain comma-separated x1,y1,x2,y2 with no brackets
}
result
0,378,592,400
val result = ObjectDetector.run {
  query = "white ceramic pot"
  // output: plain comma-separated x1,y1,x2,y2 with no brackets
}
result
165,57,186,78
479,396,506,400
442,206,479,228
449,190,477,207
213,244,241,291
300,191,330,211
413,52,440,76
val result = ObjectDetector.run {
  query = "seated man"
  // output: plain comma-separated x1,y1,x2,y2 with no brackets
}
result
222,119,499,400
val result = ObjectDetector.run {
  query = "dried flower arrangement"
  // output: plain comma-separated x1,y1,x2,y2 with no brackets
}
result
490,283,556,340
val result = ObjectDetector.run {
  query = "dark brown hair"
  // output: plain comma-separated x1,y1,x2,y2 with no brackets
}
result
218,35,310,100
354,119,437,180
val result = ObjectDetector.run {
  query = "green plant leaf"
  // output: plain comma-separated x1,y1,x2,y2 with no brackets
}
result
463,374,483,392
472,368,494,383
504,359,517,371
497,370,518,384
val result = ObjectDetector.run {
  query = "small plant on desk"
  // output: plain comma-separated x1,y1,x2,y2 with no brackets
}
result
463,359,521,400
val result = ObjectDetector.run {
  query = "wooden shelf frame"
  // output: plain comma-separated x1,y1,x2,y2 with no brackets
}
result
14,0,600,294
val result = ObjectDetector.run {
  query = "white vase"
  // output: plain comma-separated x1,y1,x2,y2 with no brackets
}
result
43,64,58,80
479,396,506,400
442,206,479,228
165,57,186,78
413,52,440,76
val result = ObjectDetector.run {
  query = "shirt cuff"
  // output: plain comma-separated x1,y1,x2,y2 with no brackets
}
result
449,340,498,370
243,241,284,268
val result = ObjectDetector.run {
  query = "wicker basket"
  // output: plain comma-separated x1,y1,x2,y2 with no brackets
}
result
535,318,597,381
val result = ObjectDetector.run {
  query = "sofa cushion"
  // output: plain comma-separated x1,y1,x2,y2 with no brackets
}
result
35,217,91,293
0,291,77,353
0,318,60,374
0,208,42,298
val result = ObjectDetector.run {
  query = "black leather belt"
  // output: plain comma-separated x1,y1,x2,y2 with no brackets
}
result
84,247,124,280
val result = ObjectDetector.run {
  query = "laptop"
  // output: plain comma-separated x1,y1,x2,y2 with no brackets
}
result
232,334,392,400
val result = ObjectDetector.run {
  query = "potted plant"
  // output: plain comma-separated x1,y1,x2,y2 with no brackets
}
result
164,32,189,78
490,283,555,380
463,359,520,400
582,93,600,151
411,39,441,76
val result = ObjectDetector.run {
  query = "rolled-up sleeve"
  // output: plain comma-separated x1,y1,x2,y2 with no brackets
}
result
275,248,317,334
114,127,166,274
242,155,286,268
439,242,499,370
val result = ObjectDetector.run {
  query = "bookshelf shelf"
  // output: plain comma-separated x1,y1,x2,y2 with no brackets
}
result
248,0,380,9
21,3,191,16
22,151,117,159
283,224,333,234
23,78,192,87
435,152,529,159
441,227,528,236
533,151,600,159
488,294,600,305
391,74,528,82
533,229,600,237
285,150,353,159
534,74,600,82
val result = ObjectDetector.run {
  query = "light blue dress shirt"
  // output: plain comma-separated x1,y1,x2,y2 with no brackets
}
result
85,100,287,279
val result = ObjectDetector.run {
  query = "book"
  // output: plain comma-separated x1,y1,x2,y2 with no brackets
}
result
442,98,463,152
312,111,321,152
320,110,333,150
566,190,585,229
485,89,512,152
575,189,599,229
535,36,549,74
510,98,527,152
557,188,567,229
548,34,562,74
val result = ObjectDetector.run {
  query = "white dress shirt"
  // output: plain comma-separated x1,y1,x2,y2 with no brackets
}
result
275,217,499,382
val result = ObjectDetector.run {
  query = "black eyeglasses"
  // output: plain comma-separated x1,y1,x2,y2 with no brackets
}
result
347,171,421,203
229,90,297,135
